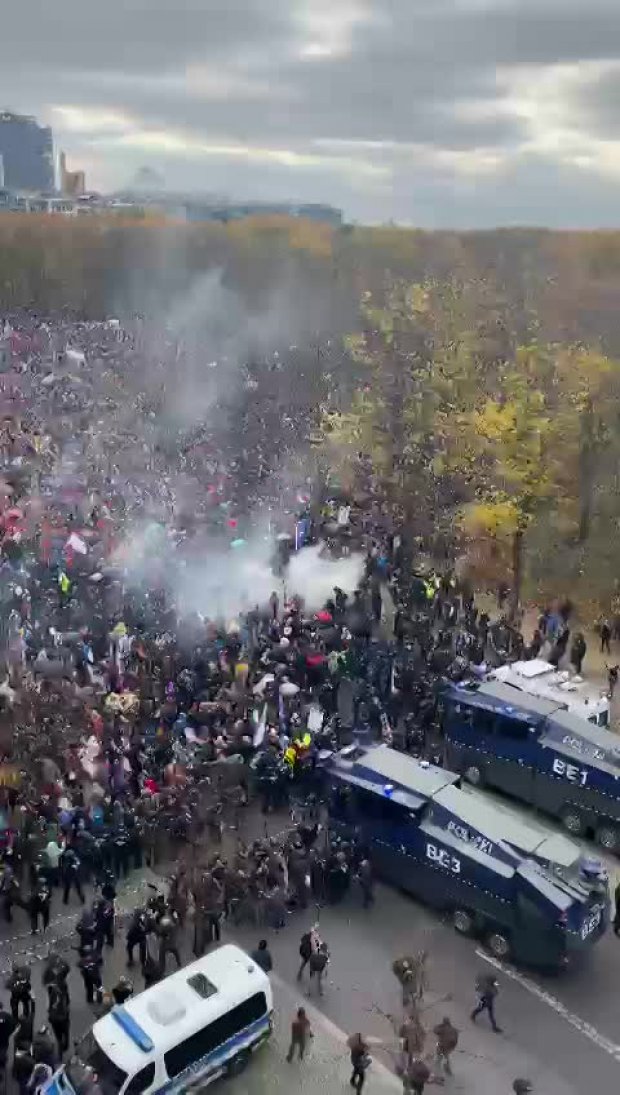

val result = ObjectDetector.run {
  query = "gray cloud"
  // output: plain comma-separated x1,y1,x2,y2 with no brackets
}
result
1,0,620,225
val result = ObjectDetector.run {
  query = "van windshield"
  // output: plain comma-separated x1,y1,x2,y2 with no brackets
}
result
66,1032,128,1095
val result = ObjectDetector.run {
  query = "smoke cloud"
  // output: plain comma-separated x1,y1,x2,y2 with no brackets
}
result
115,521,365,623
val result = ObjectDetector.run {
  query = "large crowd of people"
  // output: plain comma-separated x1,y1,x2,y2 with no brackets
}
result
0,309,577,1092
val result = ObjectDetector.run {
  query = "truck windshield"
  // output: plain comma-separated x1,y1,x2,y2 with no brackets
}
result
66,1032,128,1095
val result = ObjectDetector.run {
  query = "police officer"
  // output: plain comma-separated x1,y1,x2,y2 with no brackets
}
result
141,945,162,989
29,872,52,935
157,910,182,972
112,826,130,879
93,895,115,949
32,1025,56,1069
12,1041,34,1095
47,979,71,1057
75,908,98,954
61,844,85,905
99,868,117,903
78,945,103,1006
126,907,149,968
7,965,33,1022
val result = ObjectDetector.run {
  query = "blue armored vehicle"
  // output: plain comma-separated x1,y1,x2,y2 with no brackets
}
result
327,743,609,969
443,680,620,851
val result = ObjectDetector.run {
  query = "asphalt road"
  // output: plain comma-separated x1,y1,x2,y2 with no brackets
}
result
0,815,618,1095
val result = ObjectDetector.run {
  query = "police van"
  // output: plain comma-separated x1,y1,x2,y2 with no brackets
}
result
41,945,272,1095
443,680,620,851
327,743,609,968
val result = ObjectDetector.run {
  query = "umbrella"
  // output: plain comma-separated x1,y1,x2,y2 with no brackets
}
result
231,538,246,549
316,610,333,623
276,532,292,541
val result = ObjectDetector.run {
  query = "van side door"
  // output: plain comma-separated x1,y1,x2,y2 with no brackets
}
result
489,714,536,803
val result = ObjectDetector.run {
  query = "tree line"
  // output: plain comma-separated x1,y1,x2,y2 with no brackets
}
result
3,213,620,613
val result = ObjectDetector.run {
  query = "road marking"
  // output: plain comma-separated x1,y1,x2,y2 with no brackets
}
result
271,973,401,1088
475,950,620,1064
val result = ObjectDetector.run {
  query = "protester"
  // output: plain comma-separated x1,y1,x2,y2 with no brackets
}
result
348,1032,371,1093
0,306,603,1095
286,1006,313,1062
308,940,330,997
471,973,502,1033
433,1016,459,1076
250,939,273,973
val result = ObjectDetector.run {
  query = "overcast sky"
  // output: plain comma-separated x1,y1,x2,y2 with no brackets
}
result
3,0,620,226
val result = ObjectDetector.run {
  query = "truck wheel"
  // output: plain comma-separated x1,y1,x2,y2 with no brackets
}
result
464,764,484,787
226,1049,250,1077
486,931,511,961
561,807,585,836
596,823,620,853
452,908,474,936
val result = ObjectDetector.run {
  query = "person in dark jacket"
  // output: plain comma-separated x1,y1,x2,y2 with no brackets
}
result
29,876,52,935
433,1016,459,1076
471,973,502,1032
250,940,273,973
0,1001,16,1072
348,1033,370,1093
141,947,163,989
126,907,149,967
61,846,85,905
32,1025,56,1069
297,927,318,981
12,1043,34,1095
112,976,134,1006
404,1057,431,1094
308,942,329,996
570,633,587,675
47,981,70,1057
93,896,115,949
78,946,103,1005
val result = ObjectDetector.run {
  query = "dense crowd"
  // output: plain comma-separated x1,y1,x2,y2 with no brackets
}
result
0,309,574,1093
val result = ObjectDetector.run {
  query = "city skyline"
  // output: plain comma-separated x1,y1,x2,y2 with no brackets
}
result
1,1,620,226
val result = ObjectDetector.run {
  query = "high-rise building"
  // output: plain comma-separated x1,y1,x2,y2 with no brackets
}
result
59,151,85,197
0,112,54,192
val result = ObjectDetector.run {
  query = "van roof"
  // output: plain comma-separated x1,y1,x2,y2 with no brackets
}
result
433,784,580,868
93,945,271,1074
493,662,608,720
347,743,458,798
467,681,563,719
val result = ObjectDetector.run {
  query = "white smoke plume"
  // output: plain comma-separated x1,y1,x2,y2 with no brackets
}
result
287,545,365,610
115,521,365,623
175,540,365,620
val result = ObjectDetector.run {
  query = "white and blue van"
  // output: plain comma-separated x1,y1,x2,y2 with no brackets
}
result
42,944,273,1094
